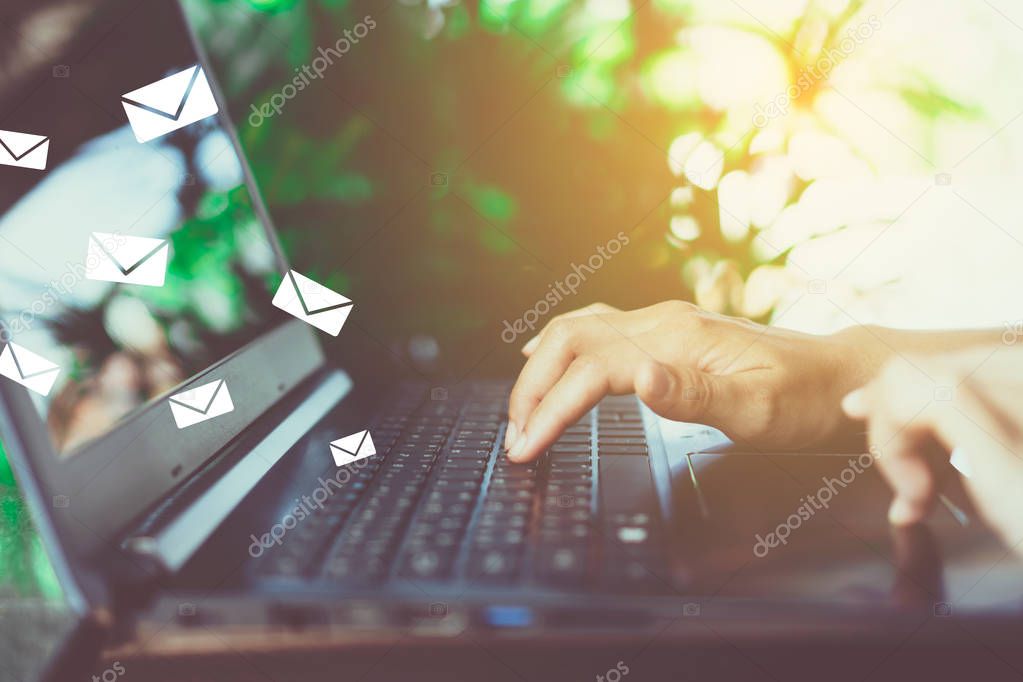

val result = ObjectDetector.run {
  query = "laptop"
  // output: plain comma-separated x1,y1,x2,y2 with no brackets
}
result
3,1,1023,679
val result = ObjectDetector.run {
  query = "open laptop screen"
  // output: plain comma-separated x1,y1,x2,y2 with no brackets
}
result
0,0,284,455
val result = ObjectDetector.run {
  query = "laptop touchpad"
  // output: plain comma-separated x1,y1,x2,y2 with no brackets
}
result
673,452,1023,612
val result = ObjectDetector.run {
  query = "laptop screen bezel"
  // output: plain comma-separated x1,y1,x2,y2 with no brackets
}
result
0,0,326,572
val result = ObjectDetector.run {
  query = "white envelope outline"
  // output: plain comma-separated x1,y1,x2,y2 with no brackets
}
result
85,232,170,287
272,270,354,337
0,129,49,170
168,379,234,430
330,430,376,467
121,65,219,144
0,343,60,396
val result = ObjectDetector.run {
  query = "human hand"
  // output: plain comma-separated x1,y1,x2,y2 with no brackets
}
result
843,347,1023,548
504,301,880,462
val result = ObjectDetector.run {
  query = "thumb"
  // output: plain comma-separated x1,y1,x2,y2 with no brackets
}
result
635,360,735,425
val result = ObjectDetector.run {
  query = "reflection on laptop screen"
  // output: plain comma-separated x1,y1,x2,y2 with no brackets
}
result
0,0,284,455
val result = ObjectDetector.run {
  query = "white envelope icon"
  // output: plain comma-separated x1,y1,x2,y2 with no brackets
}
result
0,343,60,397
85,232,170,287
272,270,354,337
168,379,234,430
330,430,376,467
0,129,49,170
121,65,219,144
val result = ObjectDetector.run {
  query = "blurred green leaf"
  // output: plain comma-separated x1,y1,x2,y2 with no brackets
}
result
320,172,374,202
0,441,15,488
465,185,518,224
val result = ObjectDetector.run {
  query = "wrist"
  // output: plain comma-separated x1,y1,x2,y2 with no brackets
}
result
828,325,895,392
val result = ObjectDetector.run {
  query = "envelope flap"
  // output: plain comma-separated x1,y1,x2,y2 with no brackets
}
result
169,379,224,414
330,430,368,455
92,233,168,274
290,271,352,315
122,65,201,119
0,130,48,160
7,343,59,378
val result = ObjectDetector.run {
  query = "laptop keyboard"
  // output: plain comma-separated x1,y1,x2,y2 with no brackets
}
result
258,382,669,593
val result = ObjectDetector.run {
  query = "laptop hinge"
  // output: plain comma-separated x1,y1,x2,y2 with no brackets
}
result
120,370,351,574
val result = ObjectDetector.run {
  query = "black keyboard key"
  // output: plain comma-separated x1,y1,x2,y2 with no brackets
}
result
477,512,529,529
468,548,521,583
437,468,486,482
550,443,591,453
482,499,531,515
323,553,386,583
599,437,647,447
472,527,527,547
486,489,533,501
446,448,491,459
438,458,487,471
535,546,588,584
599,445,649,456
553,435,592,444
599,456,655,515
398,548,454,580
451,439,494,449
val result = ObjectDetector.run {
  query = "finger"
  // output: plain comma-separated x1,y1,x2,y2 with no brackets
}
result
635,360,718,423
948,385,1023,544
869,412,938,525
853,362,939,525
924,380,1023,486
507,313,635,448
633,360,768,436
510,340,653,462
521,303,621,356
507,355,616,462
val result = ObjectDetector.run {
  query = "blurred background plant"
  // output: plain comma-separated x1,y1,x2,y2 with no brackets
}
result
184,0,992,341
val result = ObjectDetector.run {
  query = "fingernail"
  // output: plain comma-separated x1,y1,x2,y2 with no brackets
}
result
504,421,518,451
950,446,972,478
888,498,919,526
508,431,529,461
842,388,866,417
522,336,540,355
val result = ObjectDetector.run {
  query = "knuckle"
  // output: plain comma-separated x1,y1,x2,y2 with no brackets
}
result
679,310,710,333
661,299,697,316
572,354,605,375
547,318,580,346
